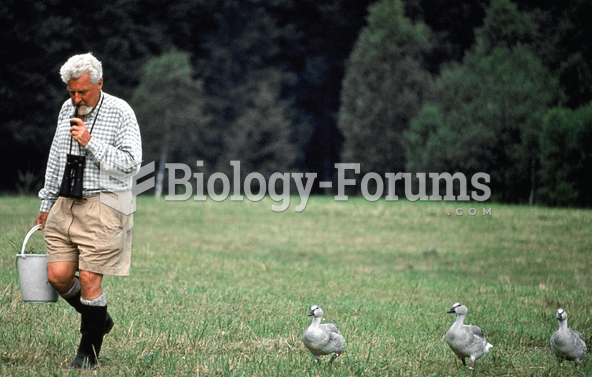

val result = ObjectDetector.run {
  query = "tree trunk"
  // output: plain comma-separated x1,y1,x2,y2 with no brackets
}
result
155,109,172,198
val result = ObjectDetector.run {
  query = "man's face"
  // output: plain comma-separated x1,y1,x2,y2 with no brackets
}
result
67,72,103,116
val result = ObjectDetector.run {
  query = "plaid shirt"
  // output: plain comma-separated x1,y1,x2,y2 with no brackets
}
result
39,92,142,213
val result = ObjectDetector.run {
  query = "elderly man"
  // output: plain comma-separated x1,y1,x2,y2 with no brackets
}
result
36,52,142,369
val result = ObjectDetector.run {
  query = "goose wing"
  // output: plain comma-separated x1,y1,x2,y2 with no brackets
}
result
573,329,586,344
321,323,342,335
571,330,587,355
320,324,345,350
467,324,485,339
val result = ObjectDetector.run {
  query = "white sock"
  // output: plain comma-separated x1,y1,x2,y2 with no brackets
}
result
60,277,81,299
80,293,107,307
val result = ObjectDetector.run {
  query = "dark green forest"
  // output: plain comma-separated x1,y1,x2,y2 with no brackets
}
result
1,0,590,206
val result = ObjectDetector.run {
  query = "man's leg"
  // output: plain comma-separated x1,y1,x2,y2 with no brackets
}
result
71,270,110,369
48,263,114,333
48,263,113,369
79,270,104,301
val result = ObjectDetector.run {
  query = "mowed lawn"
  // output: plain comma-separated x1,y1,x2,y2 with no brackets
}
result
0,195,590,376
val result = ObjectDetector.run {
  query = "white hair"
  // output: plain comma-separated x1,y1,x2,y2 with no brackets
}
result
60,53,103,84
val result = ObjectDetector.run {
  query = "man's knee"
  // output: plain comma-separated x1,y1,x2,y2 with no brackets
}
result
47,262,77,294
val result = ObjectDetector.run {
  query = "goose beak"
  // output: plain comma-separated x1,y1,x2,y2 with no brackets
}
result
308,310,315,316
447,308,456,313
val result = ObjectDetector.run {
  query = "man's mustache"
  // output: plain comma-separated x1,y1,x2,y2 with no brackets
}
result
73,101,93,116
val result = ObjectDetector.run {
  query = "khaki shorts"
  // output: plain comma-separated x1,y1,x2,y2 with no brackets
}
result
45,192,133,276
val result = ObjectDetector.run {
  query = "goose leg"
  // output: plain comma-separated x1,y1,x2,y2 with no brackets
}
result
468,356,476,371
329,352,341,363
458,355,466,366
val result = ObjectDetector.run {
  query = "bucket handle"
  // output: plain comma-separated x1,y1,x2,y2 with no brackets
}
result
20,224,43,258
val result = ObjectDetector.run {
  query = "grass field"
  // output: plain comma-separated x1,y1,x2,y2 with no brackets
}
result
0,195,590,376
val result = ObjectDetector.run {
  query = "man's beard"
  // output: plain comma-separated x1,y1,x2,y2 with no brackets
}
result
74,101,93,116
77,105,94,116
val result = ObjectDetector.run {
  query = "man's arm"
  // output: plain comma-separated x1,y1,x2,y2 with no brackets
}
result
84,102,142,176
38,103,70,214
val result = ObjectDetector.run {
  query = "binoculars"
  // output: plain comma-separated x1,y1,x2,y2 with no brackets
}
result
58,154,86,199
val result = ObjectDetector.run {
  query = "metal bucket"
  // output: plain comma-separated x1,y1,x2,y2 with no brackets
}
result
16,224,58,303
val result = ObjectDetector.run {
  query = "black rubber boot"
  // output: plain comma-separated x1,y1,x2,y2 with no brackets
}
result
62,279,114,335
71,304,108,369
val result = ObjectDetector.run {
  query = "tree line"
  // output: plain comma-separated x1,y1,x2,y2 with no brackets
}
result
340,0,591,206
1,0,590,206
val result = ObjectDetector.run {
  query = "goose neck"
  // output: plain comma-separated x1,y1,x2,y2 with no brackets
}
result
557,319,568,331
454,313,466,326
310,316,322,327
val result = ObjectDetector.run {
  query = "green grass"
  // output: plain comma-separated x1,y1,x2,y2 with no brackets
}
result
0,195,590,376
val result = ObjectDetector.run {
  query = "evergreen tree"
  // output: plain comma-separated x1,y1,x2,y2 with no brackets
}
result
131,51,210,197
338,0,432,192
193,1,309,177
216,70,300,193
